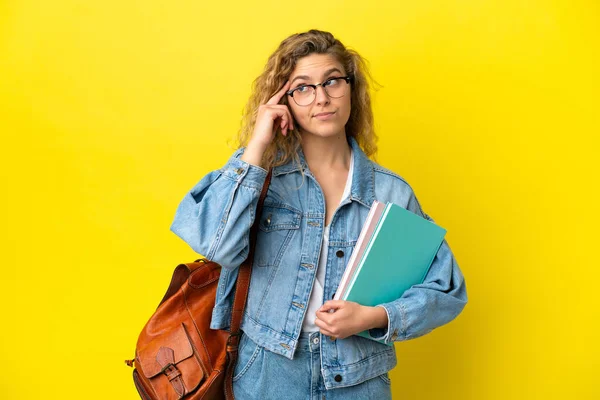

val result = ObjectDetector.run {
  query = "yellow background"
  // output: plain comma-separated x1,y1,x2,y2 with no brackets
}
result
1,0,598,399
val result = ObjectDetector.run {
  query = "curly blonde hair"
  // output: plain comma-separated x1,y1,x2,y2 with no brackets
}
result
236,29,379,170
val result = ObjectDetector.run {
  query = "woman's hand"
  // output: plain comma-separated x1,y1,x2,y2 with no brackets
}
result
314,300,389,340
253,80,295,144
241,80,295,167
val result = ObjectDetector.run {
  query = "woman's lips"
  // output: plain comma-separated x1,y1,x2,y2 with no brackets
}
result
314,112,335,120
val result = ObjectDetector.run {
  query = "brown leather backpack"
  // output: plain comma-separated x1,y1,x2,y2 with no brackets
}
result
125,170,272,399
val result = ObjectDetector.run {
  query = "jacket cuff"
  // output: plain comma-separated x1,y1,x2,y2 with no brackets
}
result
367,304,401,343
220,148,268,190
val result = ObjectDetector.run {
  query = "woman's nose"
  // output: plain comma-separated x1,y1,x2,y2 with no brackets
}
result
315,85,330,106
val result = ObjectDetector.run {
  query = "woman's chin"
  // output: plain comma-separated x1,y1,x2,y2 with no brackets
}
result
301,127,345,140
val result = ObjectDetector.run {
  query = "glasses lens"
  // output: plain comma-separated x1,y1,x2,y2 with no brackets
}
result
294,86,315,106
324,78,348,98
291,78,349,106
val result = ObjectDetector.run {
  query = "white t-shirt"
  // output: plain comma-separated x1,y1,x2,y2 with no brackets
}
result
302,149,354,331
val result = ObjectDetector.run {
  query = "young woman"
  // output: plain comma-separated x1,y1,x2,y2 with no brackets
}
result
170,29,467,399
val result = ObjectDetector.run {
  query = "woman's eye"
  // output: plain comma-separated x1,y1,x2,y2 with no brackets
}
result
324,78,339,87
296,85,308,93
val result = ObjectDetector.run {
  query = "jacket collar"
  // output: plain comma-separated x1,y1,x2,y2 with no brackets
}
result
272,136,376,208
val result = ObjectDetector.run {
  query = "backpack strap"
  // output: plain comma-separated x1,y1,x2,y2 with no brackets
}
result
229,168,272,334
224,168,272,399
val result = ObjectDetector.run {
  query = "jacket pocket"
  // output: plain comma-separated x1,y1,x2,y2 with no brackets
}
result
254,204,301,267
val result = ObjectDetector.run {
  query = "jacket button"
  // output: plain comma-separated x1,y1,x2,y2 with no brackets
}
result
334,374,343,382
336,250,344,258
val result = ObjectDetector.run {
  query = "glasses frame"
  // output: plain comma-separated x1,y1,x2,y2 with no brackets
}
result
286,76,353,106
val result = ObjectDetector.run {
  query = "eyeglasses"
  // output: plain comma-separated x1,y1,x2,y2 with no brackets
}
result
286,76,352,106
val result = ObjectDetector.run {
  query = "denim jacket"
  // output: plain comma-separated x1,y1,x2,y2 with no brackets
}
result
170,137,467,389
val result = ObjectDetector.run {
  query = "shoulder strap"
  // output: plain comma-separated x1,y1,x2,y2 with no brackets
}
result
228,168,272,335
224,168,272,399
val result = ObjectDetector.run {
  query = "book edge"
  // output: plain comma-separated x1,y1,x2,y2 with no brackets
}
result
343,202,392,300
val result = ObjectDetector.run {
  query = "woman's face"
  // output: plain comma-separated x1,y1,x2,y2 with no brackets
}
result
286,53,351,140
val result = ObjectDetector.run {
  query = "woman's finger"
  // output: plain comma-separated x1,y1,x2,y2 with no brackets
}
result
319,327,336,338
315,316,332,331
268,104,295,131
272,108,295,136
279,114,289,134
315,309,337,325
266,80,291,105
289,111,295,131
320,300,345,311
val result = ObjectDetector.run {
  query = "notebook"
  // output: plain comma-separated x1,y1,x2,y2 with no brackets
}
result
336,202,447,343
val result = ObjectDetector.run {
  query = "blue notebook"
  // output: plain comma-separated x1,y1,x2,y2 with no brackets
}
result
342,202,447,344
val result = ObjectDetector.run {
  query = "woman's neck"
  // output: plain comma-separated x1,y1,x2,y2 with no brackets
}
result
301,132,351,174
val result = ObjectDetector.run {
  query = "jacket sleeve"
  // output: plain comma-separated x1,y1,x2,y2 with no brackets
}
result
169,148,268,270
367,191,468,343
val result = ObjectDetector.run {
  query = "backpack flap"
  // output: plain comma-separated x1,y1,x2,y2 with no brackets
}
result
137,324,203,400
